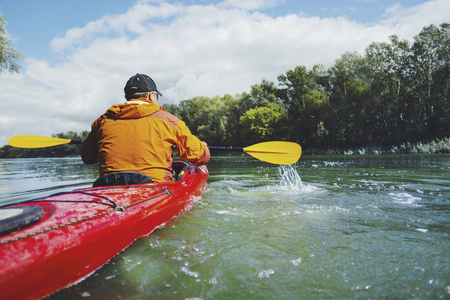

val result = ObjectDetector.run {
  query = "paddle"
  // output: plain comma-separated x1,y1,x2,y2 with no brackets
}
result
8,135,82,148
208,141,301,165
8,135,301,165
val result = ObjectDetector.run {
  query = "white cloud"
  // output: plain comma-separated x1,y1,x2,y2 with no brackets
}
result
385,3,403,15
1,0,449,146
380,1,449,35
50,2,184,53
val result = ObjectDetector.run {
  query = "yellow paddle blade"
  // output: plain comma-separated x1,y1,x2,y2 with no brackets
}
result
8,135,72,148
243,141,302,165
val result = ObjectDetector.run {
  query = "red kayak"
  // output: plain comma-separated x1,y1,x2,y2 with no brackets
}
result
0,161,208,300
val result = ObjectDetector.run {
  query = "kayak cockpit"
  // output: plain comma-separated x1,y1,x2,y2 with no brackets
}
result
0,206,44,235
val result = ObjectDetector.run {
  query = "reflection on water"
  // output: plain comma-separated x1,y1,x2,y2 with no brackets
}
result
0,158,98,206
1,155,449,299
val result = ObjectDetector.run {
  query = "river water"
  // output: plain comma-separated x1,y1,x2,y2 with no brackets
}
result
0,154,449,299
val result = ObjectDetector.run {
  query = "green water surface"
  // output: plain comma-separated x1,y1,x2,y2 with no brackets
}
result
0,155,449,299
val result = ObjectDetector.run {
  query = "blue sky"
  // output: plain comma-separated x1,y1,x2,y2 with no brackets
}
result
2,0,137,64
2,0,428,64
0,0,448,146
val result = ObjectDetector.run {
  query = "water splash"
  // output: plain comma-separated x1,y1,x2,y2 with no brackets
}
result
257,269,275,279
278,164,303,190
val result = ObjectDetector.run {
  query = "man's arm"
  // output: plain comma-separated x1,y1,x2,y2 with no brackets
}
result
175,121,210,165
80,130,98,165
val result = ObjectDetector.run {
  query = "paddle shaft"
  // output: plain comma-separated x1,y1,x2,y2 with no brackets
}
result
8,135,301,165
208,146,244,151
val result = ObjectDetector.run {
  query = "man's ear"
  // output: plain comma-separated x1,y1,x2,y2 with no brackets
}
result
149,92,158,102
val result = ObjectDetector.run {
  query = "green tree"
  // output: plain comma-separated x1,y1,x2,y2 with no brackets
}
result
221,94,245,145
249,79,279,107
239,103,287,144
0,12,23,73
278,65,328,148
365,36,411,145
408,23,450,140
178,96,227,145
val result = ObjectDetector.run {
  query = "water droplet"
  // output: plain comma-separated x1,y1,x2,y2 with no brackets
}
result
258,269,275,278
291,258,302,266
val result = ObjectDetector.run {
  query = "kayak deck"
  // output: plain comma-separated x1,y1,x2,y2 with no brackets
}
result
0,162,208,300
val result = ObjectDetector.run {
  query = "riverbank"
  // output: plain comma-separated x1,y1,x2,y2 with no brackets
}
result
304,137,450,156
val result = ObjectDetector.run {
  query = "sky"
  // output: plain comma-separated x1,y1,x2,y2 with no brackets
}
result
0,0,449,146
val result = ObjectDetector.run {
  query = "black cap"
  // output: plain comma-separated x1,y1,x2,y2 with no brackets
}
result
124,73,162,100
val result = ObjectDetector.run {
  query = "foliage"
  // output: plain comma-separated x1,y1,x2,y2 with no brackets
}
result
339,137,450,155
403,137,450,154
0,12,22,73
177,96,227,145
239,103,287,143
278,65,328,148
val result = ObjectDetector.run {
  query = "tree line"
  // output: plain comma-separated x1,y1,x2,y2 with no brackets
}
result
1,23,448,158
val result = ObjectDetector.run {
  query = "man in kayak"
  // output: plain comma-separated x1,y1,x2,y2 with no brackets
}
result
81,73,210,182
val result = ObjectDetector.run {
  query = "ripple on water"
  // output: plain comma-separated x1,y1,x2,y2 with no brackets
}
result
388,192,422,207
207,178,322,198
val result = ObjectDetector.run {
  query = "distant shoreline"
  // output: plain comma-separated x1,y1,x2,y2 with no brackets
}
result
1,137,449,158
303,137,450,155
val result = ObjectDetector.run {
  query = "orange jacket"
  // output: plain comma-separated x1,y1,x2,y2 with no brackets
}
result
81,98,210,182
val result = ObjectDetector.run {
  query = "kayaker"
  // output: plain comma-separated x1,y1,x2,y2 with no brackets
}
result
81,73,210,182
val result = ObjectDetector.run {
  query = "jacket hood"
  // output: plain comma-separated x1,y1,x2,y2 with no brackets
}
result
105,98,163,119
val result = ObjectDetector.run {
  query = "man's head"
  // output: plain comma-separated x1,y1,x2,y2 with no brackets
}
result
124,73,163,101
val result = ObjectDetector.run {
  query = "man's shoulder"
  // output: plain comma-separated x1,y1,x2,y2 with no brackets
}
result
150,110,180,128
92,114,109,127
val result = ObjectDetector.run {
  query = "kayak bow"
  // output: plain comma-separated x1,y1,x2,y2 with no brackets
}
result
0,161,208,300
